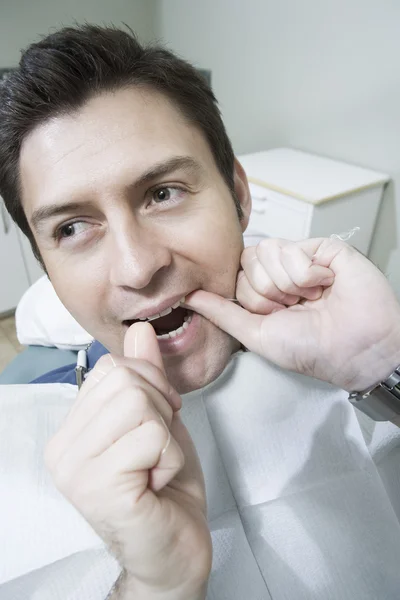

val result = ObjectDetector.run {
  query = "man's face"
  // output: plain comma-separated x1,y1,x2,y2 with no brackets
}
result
20,88,251,393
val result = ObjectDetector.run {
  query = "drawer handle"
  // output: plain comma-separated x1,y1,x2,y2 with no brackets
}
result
251,194,270,214
252,206,266,214
1,200,10,234
252,195,269,202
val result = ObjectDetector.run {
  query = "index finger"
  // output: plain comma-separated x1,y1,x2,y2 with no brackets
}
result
184,290,264,354
71,353,181,418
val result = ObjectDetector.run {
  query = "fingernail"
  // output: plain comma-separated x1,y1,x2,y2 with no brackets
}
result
321,277,334,286
133,323,146,358
308,287,322,299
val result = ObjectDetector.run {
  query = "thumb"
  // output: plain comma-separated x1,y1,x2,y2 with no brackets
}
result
124,321,166,375
184,290,264,355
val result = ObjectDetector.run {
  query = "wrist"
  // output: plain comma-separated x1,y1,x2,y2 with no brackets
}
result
345,333,400,392
109,570,208,600
349,355,400,393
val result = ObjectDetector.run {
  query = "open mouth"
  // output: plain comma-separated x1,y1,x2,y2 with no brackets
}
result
123,305,194,340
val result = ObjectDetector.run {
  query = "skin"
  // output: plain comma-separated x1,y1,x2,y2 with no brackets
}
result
20,87,252,394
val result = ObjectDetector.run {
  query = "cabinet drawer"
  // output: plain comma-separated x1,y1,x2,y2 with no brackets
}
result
247,188,311,241
0,202,30,314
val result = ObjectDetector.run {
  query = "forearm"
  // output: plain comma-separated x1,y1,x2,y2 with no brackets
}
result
108,570,208,600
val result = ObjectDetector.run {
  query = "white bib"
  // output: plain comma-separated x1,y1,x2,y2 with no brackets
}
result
1,352,400,599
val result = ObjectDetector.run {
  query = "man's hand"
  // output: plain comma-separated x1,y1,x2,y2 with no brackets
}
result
45,322,212,600
185,237,400,392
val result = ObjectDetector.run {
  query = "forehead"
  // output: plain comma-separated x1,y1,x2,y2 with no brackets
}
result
20,87,215,211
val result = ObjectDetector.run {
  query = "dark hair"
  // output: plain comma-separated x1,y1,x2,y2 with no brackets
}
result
0,24,239,266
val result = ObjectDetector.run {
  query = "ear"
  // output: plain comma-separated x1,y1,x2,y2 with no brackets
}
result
233,157,252,233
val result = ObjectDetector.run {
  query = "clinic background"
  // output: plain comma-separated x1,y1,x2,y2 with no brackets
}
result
1,0,399,293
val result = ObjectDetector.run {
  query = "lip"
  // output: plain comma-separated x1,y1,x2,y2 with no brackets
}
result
156,310,200,355
122,293,188,322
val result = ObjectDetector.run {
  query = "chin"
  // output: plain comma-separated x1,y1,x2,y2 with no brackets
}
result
168,366,225,395
165,335,239,395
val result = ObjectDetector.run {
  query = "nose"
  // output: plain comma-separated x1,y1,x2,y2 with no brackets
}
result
108,217,172,290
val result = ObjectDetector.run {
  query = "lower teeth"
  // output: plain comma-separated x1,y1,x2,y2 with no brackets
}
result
156,313,192,340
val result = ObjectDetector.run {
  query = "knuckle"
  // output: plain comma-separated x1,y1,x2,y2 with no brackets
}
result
121,386,152,414
291,271,310,287
146,419,170,452
113,365,135,385
51,460,75,493
253,295,274,312
271,289,288,304
130,385,153,414
236,271,248,295
133,384,151,404
257,237,285,257
165,381,175,400
256,277,272,297
236,269,246,285
257,278,285,302
235,285,246,306
108,387,154,431
257,238,272,252
237,287,265,312
162,395,174,422
95,354,112,371
133,358,157,375
280,242,295,255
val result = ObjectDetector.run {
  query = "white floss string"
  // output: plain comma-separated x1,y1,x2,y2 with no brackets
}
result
329,226,360,242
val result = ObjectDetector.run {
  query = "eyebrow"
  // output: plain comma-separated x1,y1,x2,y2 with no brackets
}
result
30,155,204,234
133,156,204,189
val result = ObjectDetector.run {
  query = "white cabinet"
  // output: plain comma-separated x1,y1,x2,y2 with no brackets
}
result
248,187,311,241
0,198,43,315
239,148,390,256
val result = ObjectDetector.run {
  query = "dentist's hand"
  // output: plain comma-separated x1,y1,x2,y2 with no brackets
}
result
45,322,211,600
185,237,400,392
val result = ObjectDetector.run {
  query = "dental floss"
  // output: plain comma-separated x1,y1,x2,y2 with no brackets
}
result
329,226,360,242
159,414,171,455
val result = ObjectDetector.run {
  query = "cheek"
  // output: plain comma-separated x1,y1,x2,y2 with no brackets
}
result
46,256,105,325
171,200,243,273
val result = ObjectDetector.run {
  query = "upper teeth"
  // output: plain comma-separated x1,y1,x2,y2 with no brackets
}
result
140,297,186,322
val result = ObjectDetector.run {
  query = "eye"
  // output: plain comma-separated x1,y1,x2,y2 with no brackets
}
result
154,188,171,203
57,221,89,240
151,186,185,204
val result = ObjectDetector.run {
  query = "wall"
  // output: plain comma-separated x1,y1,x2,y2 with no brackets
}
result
158,0,400,294
0,0,158,67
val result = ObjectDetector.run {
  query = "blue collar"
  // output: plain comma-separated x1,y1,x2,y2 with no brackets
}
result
31,341,109,385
